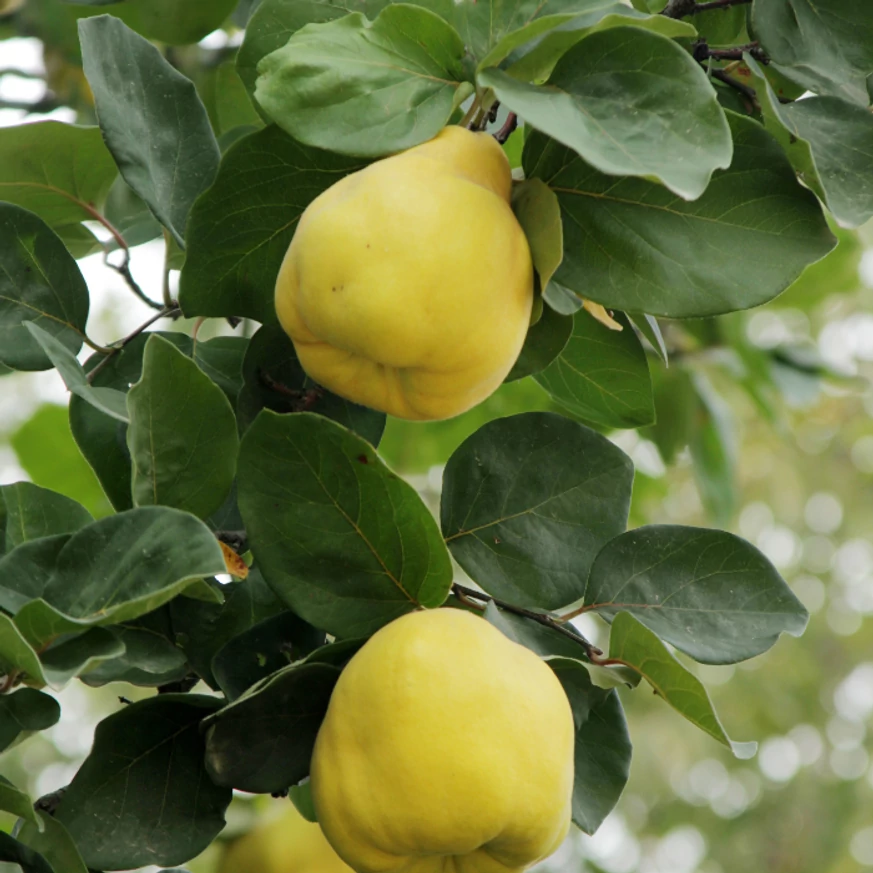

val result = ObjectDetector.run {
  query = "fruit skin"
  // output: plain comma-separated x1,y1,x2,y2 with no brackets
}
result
274,126,534,421
311,608,575,873
218,803,354,873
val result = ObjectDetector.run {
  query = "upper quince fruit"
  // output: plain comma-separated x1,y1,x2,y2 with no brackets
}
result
274,126,533,421
310,608,575,873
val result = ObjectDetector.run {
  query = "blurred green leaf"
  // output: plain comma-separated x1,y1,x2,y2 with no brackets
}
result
0,614,46,687
55,695,231,870
643,365,695,466
442,412,633,609
78,15,220,246
204,662,339,793
236,325,385,444
506,304,573,382
238,412,452,637
0,121,117,257
178,126,365,324
0,776,38,824
0,689,60,754
102,0,239,45
511,178,563,290
482,28,730,200
0,205,89,371
550,658,632,834
534,311,655,428
211,611,325,700
0,831,53,873
16,811,88,873
609,612,756,757
127,336,239,519
585,525,810,664
39,626,126,688
1,482,93,549
255,6,468,157
525,113,837,317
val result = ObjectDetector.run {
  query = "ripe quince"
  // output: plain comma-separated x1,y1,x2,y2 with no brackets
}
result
311,608,575,873
274,126,533,421
218,803,353,873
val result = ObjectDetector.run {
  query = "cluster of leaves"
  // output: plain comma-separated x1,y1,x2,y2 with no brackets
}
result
1,0,870,869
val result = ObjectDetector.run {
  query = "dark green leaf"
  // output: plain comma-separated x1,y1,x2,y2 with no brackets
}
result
608,612,756,757
511,178,563,290
0,689,60,754
1,482,93,549
550,659,631,834
0,614,46,687
236,325,385,445
0,204,89,371
525,112,837,317
0,776,38,824
70,333,193,512
204,662,339,793
753,0,873,104
584,525,810,664
238,412,452,638
505,304,573,382
534,311,654,428
642,365,695,466
24,323,128,422
298,637,366,668
480,28,731,200
212,611,326,700
442,412,633,609
178,126,365,324
127,335,239,519
0,121,117,257
192,335,249,406
78,15,221,246
169,568,286,688
0,536,68,617
55,695,231,870
104,0,239,45
255,5,468,157
16,812,88,873
39,627,127,688
0,832,54,873
13,507,227,650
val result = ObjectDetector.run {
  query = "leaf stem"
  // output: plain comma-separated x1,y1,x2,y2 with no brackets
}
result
459,97,482,130
450,583,603,661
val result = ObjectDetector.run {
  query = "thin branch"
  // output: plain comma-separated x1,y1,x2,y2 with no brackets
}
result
711,67,759,107
493,112,518,145
451,583,603,661
694,0,752,11
85,304,180,383
662,0,751,17
694,40,768,64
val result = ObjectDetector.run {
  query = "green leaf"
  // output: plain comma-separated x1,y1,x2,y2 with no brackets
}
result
55,695,231,871
775,96,873,229
0,776,38,824
0,613,46,687
80,621,189,688
505,304,573,382
16,812,89,873
255,5,468,157
192,335,249,407
511,178,563,290
525,112,837,317
104,0,238,45
753,0,873,105
0,204,89,372
642,365,695,466
204,662,339,793
442,412,633,609
238,411,452,638
178,126,365,324
0,689,60,754
1,482,93,549
236,325,385,445
480,28,731,201
534,310,654,428
608,612,756,758
0,832,53,873
478,0,696,75
39,627,126,688
212,611,325,700
12,507,227,650
550,659,631,834
169,568,286,688
24,322,129,422
78,15,221,246
584,525,810,664
629,313,667,364
0,535,68,616
127,336,239,519
70,333,193,512
0,121,117,257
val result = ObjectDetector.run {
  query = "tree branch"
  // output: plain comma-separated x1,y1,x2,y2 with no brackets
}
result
493,112,518,145
662,0,751,17
451,583,603,661
693,40,768,64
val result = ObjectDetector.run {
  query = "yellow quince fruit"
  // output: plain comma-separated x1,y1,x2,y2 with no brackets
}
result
311,608,575,873
274,126,534,421
218,803,353,873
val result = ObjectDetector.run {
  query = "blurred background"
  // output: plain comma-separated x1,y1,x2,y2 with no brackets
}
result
2,2,873,872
